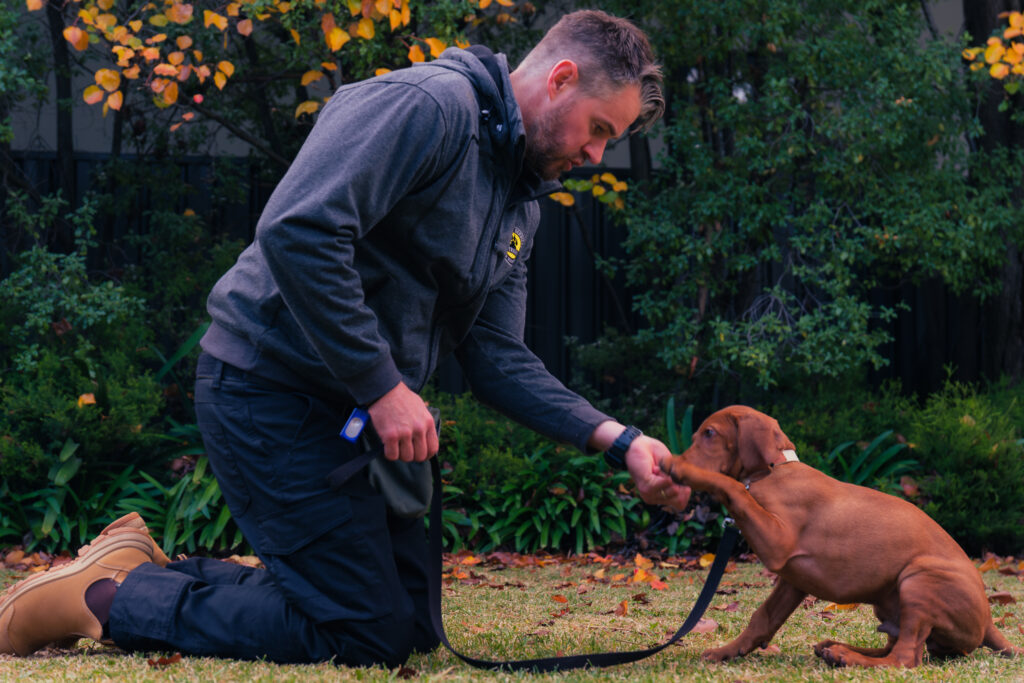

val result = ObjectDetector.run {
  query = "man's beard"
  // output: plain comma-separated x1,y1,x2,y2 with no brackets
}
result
522,104,571,181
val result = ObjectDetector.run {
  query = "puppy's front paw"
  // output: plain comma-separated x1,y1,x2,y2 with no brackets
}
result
701,645,740,663
660,456,692,485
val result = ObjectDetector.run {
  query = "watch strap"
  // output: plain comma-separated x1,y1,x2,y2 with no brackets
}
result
603,425,642,470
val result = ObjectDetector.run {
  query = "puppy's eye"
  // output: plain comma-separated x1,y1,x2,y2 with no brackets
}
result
703,428,716,438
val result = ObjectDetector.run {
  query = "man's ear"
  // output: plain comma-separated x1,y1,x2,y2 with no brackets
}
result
547,59,579,99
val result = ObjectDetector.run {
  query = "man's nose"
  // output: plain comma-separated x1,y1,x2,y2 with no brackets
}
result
582,139,607,165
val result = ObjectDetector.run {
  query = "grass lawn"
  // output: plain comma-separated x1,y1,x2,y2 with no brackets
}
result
1,551,1022,682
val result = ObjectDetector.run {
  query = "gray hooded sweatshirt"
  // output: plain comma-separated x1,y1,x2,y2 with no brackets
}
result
201,46,612,453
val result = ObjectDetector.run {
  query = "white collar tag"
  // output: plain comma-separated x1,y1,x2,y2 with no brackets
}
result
781,449,799,462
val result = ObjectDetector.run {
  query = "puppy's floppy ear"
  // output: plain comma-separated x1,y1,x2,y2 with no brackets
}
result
736,413,792,476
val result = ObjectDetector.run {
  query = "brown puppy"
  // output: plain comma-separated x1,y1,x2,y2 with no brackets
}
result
661,405,1022,668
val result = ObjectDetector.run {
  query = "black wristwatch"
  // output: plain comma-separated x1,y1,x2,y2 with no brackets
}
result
603,425,642,471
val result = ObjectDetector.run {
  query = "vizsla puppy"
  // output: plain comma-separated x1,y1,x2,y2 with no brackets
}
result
661,405,1021,668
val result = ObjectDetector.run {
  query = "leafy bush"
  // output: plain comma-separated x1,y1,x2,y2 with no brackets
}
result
0,193,165,497
907,381,1024,555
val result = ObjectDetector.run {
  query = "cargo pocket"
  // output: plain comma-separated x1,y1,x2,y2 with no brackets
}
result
254,491,353,556
253,490,396,623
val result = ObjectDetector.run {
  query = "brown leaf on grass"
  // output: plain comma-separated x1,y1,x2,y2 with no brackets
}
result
551,594,568,603
549,607,570,618
632,593,650,605
396,666,417,679
711,601,740,612
995,612,1016,626
614,599,628,617
692,618,718,634
3,549,25,567
979,556,1000,573
223,555,264,569
147,653,182,667
989,592,1017,605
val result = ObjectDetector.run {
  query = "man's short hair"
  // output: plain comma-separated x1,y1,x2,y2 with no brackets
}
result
518,10,664,133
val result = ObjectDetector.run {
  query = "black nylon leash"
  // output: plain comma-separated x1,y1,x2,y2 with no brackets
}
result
426,458,739,671
327,451,740,671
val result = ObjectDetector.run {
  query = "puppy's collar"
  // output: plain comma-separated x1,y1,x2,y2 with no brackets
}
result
743,449,799,489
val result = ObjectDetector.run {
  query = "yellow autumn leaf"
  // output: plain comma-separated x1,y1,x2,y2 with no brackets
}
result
824,603,860,612
356,17,374,39
1005,48,1022,65
961,47,982,61
153,63,180,77
175,35,193,49
107,90,124,111
425,37,446,58
63,26,90,51
301,70,324,86
455,37,470,49
150,14,168,27
1011,11,1024,29
548,191,575,207
1005,27,1022,40
970,62,985,71
592,185,606,197
389,8,400,30
165,2,193,24
612,180,628,192
123,65,140,79
346,0,360,16
26,0,44,11
129,19,142,31
146,33,167,44
480,0,492,8
327,27,349,51
991,62,1010,79
237,18,253,35
226,2,240,16
599,172,617,184
374,0,388,15
192,49,203,61
205,10,228,30
95,68,121,92
1014,63,1024,75
83,85,104,105
408,44,425,63
375,68,391,76
276,1,291,14
295,100,320,118
985,43,1005,64
290,28,301,44
95,13,116,30
698,553,715,568
217,60,235,77
163,81,179,105
77,393,97,407
321,61,338,71
496,0,514,5
167,50,185,65
400,0,409,25
214,71,227,90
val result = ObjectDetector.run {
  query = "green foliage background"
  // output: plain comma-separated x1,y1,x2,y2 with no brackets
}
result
0,0,1022,558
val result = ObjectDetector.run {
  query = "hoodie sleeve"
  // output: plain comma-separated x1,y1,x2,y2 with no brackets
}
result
453,259,613,453
255,80,458,404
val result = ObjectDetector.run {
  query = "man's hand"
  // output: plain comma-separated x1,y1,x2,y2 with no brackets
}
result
588,421,691,509
367,382,439,462
625,435,692,510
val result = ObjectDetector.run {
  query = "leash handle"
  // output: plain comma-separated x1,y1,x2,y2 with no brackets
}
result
427,458,740,672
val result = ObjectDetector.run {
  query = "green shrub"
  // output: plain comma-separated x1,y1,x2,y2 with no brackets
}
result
0,193,165,505
907,380,1024,555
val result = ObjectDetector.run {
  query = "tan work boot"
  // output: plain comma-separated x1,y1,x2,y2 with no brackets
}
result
89,512,171,568
0,524,158,656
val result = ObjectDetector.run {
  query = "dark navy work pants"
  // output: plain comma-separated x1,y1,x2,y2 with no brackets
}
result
107,353,438,665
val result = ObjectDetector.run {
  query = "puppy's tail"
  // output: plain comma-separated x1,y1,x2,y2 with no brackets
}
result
984,623,1023,657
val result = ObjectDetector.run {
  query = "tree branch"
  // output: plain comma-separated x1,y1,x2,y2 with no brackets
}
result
187,101,291,169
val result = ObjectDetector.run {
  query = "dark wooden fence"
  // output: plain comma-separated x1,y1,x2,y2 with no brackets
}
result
4,151,1001,398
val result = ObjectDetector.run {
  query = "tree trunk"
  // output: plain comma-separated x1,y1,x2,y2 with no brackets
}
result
45,0,75,228
963,0,1024,382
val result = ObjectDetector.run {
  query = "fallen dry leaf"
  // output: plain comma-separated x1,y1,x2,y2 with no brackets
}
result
692,618,718,634
551,594,568,603
614,599,628,617
989,592,1017,605
147,653,182,667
